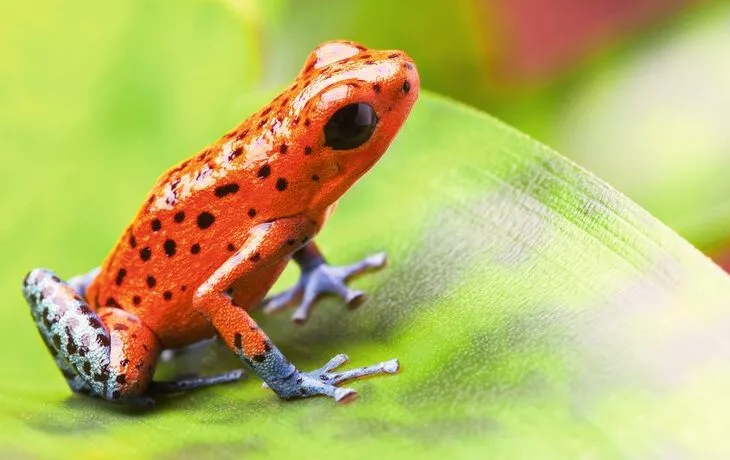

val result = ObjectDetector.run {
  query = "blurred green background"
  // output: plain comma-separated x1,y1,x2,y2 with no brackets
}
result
4,0,728,259
3,0,730,458
260,0,730,258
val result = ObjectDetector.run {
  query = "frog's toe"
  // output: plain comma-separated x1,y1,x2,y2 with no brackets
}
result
291,282,364,324
334,251,388,281
261,285,301,314
308,354,400,385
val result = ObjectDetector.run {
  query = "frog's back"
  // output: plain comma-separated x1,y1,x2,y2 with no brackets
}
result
85,114,290,346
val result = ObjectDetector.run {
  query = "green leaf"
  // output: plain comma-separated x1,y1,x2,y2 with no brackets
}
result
3,1,730,459
548,3,730,253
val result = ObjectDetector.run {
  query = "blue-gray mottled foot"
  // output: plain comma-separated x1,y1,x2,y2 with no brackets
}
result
263,250,387,323
264,354,399,403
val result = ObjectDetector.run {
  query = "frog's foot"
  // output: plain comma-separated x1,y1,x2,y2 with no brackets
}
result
67,266,100,298
148,369,245,395
262,251,387,323
263,354,399,403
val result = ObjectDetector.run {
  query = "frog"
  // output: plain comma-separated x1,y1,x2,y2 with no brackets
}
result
21,40,419,407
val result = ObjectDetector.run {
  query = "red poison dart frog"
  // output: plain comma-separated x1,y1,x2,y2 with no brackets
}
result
21,41,419,406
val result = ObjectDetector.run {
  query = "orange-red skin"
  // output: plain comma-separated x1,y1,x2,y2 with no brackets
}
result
85,41,419,349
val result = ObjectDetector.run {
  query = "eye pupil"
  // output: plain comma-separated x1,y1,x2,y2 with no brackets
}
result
324,103,378,150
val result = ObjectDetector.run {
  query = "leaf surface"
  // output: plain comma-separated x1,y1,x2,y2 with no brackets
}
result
1,1,730,459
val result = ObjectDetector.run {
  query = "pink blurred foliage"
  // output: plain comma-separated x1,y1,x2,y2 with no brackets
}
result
491,0,700,81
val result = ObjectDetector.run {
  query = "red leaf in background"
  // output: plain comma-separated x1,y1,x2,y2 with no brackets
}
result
492,0,698,81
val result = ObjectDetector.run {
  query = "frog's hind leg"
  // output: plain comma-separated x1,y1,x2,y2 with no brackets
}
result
22,268,160,406
155,338,246,395
148,369,245,395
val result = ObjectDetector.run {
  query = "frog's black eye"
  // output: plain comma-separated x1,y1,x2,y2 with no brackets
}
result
324,103,378,150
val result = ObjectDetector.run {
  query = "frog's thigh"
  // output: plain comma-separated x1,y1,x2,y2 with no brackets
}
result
96,307,160,398
22,269,160,401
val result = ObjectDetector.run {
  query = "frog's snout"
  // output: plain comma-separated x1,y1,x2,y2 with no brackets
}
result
376,50,420,118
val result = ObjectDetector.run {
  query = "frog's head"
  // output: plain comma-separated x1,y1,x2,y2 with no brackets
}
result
282,40,420,211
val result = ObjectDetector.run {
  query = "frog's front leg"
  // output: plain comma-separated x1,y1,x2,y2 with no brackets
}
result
193,217,398,403
262,242,387,323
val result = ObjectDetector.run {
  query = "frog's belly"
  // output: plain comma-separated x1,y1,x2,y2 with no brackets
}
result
149,258,289,347
87,232,290,349
135,297,216,349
